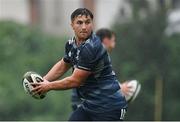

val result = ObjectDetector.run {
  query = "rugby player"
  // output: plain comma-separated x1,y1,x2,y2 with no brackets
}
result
71,28,133,111
32,8,127,121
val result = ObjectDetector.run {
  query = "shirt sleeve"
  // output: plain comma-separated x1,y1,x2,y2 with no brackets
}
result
77,44,105,72
77,46,95,71
63,42,71,63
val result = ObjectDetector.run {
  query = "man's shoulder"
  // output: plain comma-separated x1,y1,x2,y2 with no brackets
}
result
65,38,74,50
79,34,106,61
66,38,74,45
82,34,102,53
87,33,101,46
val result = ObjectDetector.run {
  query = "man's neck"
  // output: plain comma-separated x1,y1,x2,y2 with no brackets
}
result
75,32,92,46
75,37,85,46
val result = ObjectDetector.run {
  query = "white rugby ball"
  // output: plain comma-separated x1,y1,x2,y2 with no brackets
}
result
22,71,46,99
125,80,141,103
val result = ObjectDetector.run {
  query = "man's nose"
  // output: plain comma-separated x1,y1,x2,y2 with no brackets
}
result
82,23,86,29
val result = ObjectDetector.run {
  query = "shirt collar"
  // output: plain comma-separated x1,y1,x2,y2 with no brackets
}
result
72,32,94,48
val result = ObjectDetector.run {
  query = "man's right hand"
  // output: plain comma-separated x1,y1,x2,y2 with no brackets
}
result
119,80,141,103
120,82,133,97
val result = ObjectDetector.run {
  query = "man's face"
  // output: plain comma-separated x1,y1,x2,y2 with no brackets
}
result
71,15,93,41
102,34,116,52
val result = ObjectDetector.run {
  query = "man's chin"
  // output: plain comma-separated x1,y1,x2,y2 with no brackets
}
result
79,36,88,40
77,33,91,41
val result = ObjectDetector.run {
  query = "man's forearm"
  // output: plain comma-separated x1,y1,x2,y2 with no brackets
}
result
43,59,71,81
48,68,90,90
49,76,81,90
31,68,91,94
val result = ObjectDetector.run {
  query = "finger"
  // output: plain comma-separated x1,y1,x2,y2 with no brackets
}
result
121,89,129,96
128,90,135,95
128,88,135,92
129,91,134,94
31,86,41,92
127,85,133,88
125,87,134,92
32,88,42,95
123,91,129,96
31,83,41,87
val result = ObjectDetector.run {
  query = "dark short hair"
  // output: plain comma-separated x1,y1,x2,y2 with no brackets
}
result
96,28,115,41
71,8,94,21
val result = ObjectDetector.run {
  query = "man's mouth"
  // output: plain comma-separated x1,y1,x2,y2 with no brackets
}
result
81,31,87,34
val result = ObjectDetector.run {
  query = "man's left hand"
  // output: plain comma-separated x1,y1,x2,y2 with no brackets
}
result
31,79,51,95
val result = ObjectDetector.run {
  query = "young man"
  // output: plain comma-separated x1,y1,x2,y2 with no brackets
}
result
71,28,135,111
31,8,127,121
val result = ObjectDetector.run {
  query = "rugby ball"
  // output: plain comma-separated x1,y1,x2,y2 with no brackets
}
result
125,80,141,103
22,71,46,99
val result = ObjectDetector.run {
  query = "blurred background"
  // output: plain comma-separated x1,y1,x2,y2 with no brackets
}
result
0,0,180,120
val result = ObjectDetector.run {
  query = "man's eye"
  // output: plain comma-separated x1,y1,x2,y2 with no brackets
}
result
85,21,90,24
77,21,83,24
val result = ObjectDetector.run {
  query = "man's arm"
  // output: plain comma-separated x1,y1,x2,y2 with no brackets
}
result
49,68,91,90
32,68,91,94
43,59,71,81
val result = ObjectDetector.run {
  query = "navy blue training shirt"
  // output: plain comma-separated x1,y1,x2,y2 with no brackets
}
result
63,33,127,113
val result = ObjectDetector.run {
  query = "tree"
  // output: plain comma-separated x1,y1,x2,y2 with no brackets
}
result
0,21,72,120
111,2,180,120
